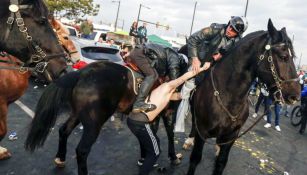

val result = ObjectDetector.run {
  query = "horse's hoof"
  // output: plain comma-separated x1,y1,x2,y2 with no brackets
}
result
170,158,181,166
182,137,194,150
54,158,66,168
215,145,221,156
0,147,11,160
176,153,183,160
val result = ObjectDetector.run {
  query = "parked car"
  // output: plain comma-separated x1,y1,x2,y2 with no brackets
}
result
63,24,79,37
70,37,125,70
88,30,108,42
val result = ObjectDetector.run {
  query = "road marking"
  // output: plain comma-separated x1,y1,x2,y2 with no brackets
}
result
14,100,34,118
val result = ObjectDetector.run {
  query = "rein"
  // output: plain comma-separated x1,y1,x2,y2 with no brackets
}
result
257,39,299,104
3,0,66,74
210,66,245,121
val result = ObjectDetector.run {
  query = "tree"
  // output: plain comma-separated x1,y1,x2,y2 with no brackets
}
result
45,0,100,20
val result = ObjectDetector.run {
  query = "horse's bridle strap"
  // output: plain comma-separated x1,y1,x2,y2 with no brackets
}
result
4,0,66,75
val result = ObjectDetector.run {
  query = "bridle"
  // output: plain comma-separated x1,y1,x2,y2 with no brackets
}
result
53,25,78,59
210,37,298,122
257,38,299,104
2,0,66,75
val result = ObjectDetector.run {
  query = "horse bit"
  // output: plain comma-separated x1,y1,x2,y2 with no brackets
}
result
1,0,65,74
210,38,298,122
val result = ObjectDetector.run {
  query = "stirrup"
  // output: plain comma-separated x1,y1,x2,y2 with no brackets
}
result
132,104,157,113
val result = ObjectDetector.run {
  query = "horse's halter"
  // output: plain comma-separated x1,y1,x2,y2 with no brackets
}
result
54,27,78,60
257,38,298,104
3,0,66,75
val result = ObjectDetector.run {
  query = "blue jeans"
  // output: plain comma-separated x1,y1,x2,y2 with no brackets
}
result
266,99,281,126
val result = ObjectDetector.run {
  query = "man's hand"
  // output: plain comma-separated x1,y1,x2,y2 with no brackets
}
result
203,62,211,70
212,53,222,61
192,57,201,74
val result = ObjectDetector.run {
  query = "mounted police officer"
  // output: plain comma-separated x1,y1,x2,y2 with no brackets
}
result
129,43,186,113
189,16,248,73
177,16,249,148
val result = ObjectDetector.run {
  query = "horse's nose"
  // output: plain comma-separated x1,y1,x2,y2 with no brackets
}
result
287,94,300,104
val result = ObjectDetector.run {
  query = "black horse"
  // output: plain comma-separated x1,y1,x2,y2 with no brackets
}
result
0,0,67,81
186,19,300,175
25,63,185,174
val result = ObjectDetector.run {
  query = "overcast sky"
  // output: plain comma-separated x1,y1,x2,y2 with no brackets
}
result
93,0,306,65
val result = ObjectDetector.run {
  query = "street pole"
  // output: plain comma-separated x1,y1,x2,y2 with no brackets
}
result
137,4,142,28
112,0,121,32
136,4,150,28
299,53,302,69
244,0,249,17
292,34,295,43
190,1,197,36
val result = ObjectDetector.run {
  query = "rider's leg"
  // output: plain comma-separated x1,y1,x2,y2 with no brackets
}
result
130,48,158,112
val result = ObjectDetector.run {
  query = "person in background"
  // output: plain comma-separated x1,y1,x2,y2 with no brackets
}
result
252,84,270,118
98,37,104,43
138,22,147,44
129,21,139,47
80,19,93,39
263,97,282,132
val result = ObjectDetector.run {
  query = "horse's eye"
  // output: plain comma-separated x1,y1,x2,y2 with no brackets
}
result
40,17,47,24
63,36,69,40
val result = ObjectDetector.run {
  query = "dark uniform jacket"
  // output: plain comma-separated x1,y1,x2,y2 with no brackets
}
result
187,23,240,63
142,43,181,80
129,26,138,37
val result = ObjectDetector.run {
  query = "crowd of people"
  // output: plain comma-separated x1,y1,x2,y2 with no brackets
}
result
250,71,307,134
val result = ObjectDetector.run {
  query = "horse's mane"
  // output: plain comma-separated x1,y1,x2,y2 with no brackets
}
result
31,0,49,17
235,30,267,49
52,19,70,35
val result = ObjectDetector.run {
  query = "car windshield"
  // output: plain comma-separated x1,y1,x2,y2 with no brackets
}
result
81,47,122,62
87,32,97,40
68,28,77,36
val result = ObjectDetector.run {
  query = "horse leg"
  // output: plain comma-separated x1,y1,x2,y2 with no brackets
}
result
183,113,196,150
187,132,205,175
54,114,80,167
0,102,11,160
213,139,236,175
161,111,181,165
76,114,107,175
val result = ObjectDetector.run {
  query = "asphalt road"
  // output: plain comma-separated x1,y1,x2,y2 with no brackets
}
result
0,79,306,175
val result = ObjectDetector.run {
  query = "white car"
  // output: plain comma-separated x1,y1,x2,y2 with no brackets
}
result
70,37,124,70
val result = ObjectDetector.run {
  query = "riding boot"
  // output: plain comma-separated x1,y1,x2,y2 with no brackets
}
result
132,76,157,113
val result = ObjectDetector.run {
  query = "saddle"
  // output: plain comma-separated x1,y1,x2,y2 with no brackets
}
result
125,62,144,95
125,61,167,95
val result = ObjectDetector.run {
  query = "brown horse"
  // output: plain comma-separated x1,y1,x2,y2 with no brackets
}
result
0,54,31,159
48,17,81,63
0,19,79,160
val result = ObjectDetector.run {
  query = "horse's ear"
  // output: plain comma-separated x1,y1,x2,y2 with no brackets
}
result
268,19,280,42
281,27,287,33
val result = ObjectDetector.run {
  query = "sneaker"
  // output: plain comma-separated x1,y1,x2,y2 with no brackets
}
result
275,125,281,132
264,123,271,128
263,115,267,121
137,158,158,167
137,158,145,166
252,113,257,118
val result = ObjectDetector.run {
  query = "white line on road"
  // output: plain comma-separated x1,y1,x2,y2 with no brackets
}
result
14,100,34,118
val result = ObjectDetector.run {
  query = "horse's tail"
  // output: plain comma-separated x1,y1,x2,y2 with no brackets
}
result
25,75,77,151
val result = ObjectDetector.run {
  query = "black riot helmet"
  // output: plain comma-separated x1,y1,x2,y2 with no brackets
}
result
228,16,248,35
